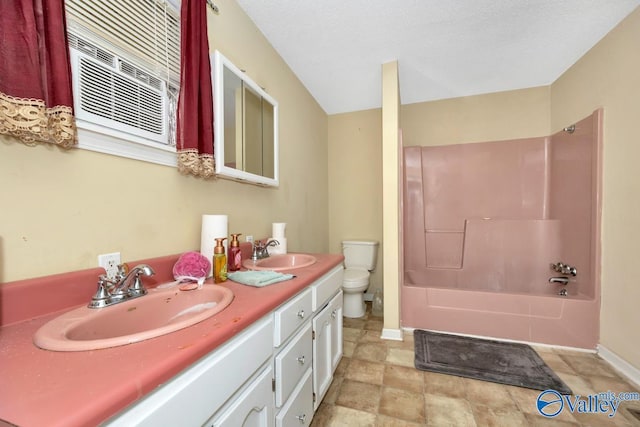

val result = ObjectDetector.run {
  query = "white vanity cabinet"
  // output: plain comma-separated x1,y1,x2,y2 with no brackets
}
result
105,264,344,427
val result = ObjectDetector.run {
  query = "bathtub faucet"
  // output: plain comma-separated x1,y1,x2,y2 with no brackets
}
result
549,277,570,285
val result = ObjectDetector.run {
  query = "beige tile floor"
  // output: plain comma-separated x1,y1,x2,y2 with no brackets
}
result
311,303,640,426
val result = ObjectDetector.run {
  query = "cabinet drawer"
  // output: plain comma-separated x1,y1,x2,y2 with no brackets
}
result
273,288,312,347
276,369,313,427
311,266,343,312
274,322,312,407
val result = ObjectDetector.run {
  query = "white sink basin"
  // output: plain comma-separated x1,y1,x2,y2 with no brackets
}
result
243,253,317,271
33,284,234,351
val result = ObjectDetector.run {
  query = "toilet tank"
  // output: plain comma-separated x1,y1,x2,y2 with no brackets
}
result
342,240,379,271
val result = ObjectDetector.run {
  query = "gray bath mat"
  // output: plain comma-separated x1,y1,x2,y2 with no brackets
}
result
414,330,572,394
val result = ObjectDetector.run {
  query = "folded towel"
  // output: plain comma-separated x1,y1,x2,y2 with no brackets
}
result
227,270,295,287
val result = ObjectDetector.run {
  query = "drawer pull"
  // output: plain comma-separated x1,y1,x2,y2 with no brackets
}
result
297,310,305,319
296,355,305,365
296,414,306,423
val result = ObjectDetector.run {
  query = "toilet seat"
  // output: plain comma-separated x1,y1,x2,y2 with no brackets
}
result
343,269,369,287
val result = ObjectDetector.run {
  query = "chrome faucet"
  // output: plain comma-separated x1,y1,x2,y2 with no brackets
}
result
251,240,279,261
89,263,155,308
549,277,570,285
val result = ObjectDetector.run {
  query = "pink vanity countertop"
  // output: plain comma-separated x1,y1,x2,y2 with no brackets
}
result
0,252,344,427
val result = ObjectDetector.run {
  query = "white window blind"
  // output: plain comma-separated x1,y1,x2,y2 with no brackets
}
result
65,0,180,85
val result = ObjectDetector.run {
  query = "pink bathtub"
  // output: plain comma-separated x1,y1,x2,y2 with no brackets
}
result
401,110,602,349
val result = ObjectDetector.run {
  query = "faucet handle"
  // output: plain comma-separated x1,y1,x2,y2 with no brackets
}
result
128,276,147,297
89,276,112,308
95,276,112,298
551,262,577,276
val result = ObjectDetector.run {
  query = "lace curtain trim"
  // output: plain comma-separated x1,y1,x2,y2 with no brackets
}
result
177,149,215,178
0,91,76,148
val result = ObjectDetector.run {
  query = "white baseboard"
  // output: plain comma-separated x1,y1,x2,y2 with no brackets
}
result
381,328,403,341
598,345,640,388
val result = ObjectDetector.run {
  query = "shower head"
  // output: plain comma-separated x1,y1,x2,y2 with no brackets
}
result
563,124,576,134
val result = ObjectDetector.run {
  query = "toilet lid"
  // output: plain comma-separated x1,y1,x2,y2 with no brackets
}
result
343,269,369,283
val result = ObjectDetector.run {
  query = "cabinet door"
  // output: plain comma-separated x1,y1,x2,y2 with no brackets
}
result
312,301,333,411
329,290,343,372
208,365,274,427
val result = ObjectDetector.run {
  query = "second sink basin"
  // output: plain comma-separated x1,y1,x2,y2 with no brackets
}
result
243,253,317,271
34,284,234,351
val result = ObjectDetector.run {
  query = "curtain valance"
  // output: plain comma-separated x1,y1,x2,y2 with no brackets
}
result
0,0,76,148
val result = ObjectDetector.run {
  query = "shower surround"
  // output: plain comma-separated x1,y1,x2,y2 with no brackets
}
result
402,110,602,349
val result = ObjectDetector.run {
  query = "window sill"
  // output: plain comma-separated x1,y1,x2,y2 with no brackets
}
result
76,121,177,167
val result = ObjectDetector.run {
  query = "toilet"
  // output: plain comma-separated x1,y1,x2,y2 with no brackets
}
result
341,240,379,318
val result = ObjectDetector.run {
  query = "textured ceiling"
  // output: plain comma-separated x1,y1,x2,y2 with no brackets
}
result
236,0,640,115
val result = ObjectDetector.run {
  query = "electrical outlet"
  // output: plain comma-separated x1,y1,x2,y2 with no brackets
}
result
98,252,121,280
245,235,254,244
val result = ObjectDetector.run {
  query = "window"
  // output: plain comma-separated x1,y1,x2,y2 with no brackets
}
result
65,0,180,165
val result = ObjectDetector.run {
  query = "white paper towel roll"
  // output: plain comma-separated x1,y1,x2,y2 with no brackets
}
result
201,214,228,277
272,222,287,239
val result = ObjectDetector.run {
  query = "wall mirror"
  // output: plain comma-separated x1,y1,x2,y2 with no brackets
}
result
212,50,279,186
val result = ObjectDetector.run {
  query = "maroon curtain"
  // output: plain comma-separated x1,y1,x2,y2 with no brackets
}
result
176,0,215,178
0,0,76,148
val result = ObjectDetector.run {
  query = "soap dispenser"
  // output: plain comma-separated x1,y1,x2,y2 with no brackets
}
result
213,237,228,283
228,233,242,272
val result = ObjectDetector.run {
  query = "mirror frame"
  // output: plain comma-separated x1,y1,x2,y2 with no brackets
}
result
212,50,279,187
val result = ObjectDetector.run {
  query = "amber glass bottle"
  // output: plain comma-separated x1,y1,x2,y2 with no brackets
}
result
213,237,227,283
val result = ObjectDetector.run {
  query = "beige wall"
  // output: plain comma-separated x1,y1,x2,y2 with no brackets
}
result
327,109,383,291
0,0,329,283
401,86,551,146
551,7,640,369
